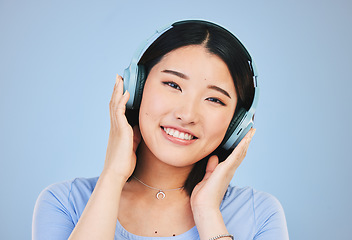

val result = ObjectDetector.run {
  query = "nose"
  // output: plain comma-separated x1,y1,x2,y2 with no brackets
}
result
173,97,200,125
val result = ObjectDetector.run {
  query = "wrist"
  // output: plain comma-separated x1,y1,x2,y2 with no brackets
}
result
193,208,229,240
100,168,129,187
191,202,220,217
193,207,221,223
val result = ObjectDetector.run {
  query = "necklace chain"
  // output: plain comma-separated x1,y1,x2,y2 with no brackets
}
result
132,176,184,199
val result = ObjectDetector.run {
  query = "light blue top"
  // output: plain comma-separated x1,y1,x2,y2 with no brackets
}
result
32,177,289,240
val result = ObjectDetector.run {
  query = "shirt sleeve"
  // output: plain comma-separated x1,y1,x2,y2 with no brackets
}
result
32,182,75,240
253,191,289,240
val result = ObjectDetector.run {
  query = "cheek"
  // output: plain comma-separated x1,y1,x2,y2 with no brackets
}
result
138,84,171,137
205,111,234,142
140,89,166,121
196,113,232,160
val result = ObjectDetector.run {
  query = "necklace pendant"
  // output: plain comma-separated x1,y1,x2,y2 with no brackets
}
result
156,190,166,200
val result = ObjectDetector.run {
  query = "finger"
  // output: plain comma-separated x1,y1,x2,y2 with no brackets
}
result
115,74,124,103
236,128,255,153
225,128,256,168
202,155,219,181
110,75,130,128
116,90,129,116
110,74,123,108
133,125,142,152
206,155,219,173
109,90,129,128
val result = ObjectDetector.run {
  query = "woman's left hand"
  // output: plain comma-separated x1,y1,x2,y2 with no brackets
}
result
190,128,256,212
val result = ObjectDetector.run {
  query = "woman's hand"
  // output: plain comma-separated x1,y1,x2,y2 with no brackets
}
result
103,74,141,181
68,75,141,240
190,128,255,240
191,128,256,212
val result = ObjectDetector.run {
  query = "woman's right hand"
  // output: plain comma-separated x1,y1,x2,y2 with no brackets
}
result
103,74,141,181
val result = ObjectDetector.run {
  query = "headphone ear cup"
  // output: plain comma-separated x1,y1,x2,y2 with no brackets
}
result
222,107,246,146
132,65,147,109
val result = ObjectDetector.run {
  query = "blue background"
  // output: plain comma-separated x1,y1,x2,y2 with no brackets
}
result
1,0,351,239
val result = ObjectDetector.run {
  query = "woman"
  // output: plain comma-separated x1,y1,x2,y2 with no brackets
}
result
33,20,289,240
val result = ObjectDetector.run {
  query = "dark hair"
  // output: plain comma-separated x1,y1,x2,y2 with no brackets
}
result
126,20,255,196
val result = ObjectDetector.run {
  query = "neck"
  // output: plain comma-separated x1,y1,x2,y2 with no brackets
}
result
133,140,194,191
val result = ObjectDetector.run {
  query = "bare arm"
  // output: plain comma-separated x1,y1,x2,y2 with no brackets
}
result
191,129,256,240
68,75,140,240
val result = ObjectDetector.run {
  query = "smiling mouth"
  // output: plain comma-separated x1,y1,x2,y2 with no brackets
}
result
161,127,197,141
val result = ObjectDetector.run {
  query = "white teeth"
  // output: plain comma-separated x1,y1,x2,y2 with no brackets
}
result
185,133,190,140
163,127,194,140
173,130,180,138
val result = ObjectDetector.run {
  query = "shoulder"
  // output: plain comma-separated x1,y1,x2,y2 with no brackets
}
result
38,177,98,203
220,185,289,240
221,185,284,213
33,177,99,240
34,177,99,222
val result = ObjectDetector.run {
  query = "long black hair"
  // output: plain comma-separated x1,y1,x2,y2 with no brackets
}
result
126,20,255,195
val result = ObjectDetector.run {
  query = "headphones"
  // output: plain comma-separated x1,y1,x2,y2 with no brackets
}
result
123,20,259,150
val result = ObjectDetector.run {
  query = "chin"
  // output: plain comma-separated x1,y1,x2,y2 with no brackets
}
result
152,146,213,168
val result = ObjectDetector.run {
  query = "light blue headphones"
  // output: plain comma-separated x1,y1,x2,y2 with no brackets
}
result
123,20,259,150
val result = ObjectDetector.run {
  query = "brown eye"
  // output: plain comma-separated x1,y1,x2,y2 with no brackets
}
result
162,81,182,92
206,97,225,106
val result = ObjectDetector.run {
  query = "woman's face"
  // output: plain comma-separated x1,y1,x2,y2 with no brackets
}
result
139,45,237,167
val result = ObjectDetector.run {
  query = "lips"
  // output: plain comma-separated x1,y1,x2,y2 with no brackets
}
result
161,127,197,141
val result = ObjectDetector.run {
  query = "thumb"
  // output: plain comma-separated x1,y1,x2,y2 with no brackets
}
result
202,155,219,181
132,125,141,152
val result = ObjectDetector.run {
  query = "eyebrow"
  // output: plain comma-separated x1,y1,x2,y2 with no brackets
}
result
161,69,231,99
161,69,189,80
208,85,231,99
